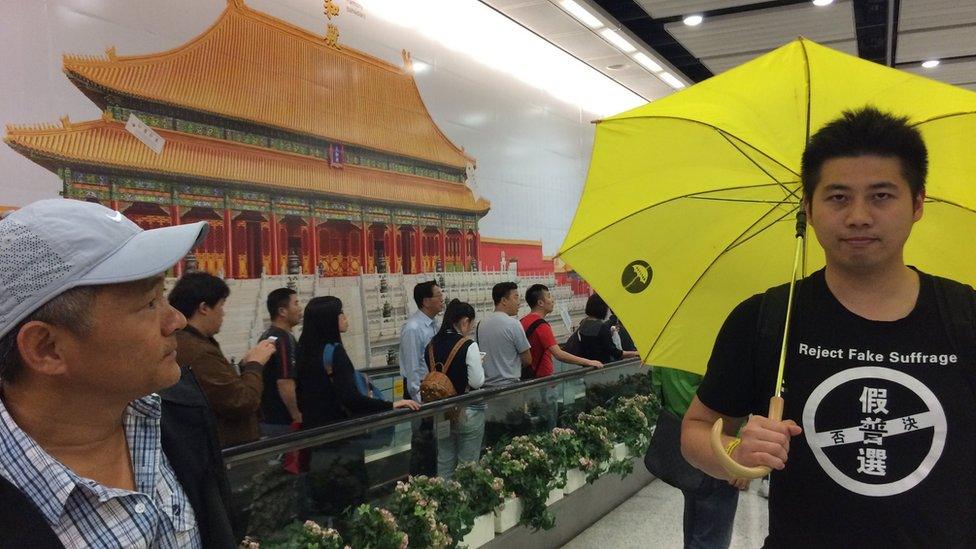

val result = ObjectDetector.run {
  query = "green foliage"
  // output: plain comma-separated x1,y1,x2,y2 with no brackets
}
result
390,476,474,549
453,462,506,517
344,505,408,549
486,436,557,530
531,427,584,488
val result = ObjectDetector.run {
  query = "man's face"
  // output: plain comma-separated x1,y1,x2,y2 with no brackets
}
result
538,290,555,315
424,285,445,314
283,294,302,327
60,278,187,399
203,298,227,336
502,289,521,316
806,155,923,274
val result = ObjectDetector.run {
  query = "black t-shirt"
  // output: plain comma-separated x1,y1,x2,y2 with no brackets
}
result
259,326,298,425
699,269,976,548
578,318,623,364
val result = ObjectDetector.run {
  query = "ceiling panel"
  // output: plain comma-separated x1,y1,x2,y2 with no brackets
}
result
901,59,976,87
898,0,976,31
548,30,626,61
481,0,544,9
665,2,854,60
897,27,976,63
634,0,756,19
702,39,858,74
504,2,583,36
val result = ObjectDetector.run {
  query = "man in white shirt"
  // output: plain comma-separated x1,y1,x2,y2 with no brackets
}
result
398,280,444,475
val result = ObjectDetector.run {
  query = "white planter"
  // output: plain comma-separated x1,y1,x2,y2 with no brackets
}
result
462,513,495,549
612,442,629,461
493,496,522,533
546,487,564,506
564,468,587,493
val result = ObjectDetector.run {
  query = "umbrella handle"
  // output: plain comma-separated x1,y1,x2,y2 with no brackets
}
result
709,396,784,480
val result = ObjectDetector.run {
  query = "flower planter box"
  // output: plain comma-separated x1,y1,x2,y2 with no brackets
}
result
612,442,629,461
546,487,564,506
463,513,495,549
494,496,523,533
564,468,587,493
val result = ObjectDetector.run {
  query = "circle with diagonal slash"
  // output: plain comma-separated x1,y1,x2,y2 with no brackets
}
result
801,366,946,497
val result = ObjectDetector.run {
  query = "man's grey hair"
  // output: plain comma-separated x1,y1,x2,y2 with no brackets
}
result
0,286,97,383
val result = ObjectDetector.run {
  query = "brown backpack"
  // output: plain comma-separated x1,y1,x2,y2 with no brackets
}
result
420,337,469,403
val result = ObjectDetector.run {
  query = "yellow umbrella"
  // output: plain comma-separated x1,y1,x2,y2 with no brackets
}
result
559,38,976,377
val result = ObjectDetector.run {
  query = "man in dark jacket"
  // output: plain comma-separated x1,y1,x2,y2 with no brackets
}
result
0,199,237,547
168,272,275,447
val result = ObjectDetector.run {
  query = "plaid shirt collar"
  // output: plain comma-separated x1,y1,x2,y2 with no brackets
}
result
0,393,163,525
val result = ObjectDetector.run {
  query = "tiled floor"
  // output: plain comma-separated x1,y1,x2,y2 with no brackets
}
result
563,478,769,548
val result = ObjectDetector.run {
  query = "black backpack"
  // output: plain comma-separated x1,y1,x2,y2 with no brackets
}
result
521,318,549,380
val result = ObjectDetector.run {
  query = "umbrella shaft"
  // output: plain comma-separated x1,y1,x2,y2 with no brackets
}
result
774,234,804,398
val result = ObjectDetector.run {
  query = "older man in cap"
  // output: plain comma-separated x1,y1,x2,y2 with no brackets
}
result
0,199,239,547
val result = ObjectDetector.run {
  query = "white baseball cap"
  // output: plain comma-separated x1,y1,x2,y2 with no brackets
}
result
0,199,208,339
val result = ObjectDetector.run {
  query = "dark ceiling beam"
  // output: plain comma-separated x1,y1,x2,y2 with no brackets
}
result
592,0,819,83
851,0,893,65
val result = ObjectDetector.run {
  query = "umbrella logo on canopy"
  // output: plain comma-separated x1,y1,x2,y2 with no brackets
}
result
621,260,652,293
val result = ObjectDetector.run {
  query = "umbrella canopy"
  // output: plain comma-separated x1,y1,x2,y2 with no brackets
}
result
559,38,976,375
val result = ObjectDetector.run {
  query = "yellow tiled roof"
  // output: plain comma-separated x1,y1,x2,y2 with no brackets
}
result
4,117,489,214
62,0,473,169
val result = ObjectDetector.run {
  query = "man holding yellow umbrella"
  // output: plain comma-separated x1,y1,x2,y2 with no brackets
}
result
684,106,976,547
558,39,976,547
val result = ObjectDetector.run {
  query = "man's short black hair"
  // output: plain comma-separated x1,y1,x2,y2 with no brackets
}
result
492,281,519,305
585,293,609,319
801,106,928,201
526,284,550,308
413,280,439,309
267,287,297,319
168,271,230,319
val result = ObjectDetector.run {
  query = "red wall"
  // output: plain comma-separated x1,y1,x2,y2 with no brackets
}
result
478,237,553,275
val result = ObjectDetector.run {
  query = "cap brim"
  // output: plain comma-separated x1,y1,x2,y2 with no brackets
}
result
83,221,209,284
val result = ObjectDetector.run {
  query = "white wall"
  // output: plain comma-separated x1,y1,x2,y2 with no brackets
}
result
0,0,640,255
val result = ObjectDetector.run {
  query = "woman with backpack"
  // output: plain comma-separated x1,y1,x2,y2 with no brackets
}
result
423,299,485,480
295,296,419,517
296,296,419,428
576,294,640,365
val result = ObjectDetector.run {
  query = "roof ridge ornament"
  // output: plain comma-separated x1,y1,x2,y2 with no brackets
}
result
402,49,413,71
105,46,117,61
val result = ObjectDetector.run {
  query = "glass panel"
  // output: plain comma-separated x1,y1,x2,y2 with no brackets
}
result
223,359,649,541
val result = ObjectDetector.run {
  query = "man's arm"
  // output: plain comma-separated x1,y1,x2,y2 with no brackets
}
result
681,395,801,480
398,324,423,400
276,379,301,423
549,345,601,368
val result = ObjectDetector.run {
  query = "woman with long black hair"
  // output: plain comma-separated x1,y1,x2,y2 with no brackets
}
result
425,299,485,480
577,293,640,365
295,296,418,518
296,296,418,427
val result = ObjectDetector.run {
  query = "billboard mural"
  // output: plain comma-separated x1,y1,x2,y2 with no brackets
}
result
4,0,490,278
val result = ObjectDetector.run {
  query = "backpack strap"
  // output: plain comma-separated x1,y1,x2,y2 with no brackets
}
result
525,318,547,339
931,276,976,369
440,337,470,375
426,342,437,373
524,318,548,373
756,282,792,397
322,343,337,378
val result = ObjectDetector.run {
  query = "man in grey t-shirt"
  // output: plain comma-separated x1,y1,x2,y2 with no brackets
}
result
477,282,531,388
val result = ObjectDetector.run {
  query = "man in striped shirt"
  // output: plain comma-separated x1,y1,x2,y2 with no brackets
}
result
0,199,235,547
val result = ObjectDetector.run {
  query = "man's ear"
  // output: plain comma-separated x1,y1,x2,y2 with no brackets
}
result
15,321,71,378
198,301,211,316
913,190,925,222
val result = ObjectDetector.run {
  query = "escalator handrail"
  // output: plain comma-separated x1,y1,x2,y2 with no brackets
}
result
222,357,643,465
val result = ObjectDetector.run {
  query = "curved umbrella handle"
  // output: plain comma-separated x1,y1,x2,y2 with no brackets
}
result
709,396,784,480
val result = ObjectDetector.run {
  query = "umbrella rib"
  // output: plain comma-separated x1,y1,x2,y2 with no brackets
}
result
560,181,799,257
717,130,796,198
725,204,800,254
688,197,800,205
600,115,801,178
642,200,795,364
924,196,976,215
911,111,976,128
801,38,812,147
